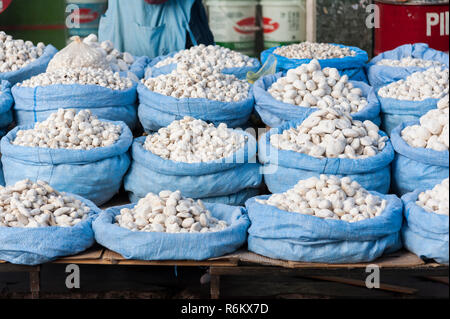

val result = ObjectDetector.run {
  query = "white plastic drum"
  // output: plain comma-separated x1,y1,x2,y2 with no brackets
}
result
206,0,258,56
261,0,306,49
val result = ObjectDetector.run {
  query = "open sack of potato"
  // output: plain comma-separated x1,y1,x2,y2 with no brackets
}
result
246,175,403,263
0,179,100,265
93,190,250,260
259,108,394,195
124,117,262,206
401,178,449,265
254,59,381,128
0,109,132,205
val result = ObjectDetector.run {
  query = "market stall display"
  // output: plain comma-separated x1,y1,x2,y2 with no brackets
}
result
260,108,394,194
124,117,261,206
246,176,403,263
93,191,250,260
0,109,133,205
0,179,100,265
402,178,449,264
261,42,368,82
0,31,57,85
254,59,380,128
391,95,449,196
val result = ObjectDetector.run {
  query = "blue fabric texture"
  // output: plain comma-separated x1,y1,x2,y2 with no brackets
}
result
0,80,14,133
125,56,151,79
391,122,449,196
124,132,262,205
378,94,441,136
137,83,255,132
261,44,369,82
93,202,250,260
0,121,133,206
402,189,449,264
0,45,58,86
12,82,139,130
254,73,381,128
259,119,394,194
245,193,403,263
0,194,100,265
366,43,449,90
146,52,261,80
0,163,4,186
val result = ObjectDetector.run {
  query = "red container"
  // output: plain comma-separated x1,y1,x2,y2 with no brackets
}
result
374,0,449,55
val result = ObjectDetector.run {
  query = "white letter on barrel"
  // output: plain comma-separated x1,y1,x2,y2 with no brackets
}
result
427,13,439,36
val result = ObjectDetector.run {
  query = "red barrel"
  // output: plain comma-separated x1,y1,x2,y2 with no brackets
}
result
374,0,449,55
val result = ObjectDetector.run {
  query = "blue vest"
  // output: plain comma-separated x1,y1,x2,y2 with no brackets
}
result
98,0,213,57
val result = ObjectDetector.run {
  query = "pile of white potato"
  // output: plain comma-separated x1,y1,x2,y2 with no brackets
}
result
17,67,133,90
273,42,356,60
376,57,445,68
154,44,254,70
142,62,250,102
257,175,387,222
401,95,449,151
144,116,246,163
416,178,449,216
0,31,45,73
116,190,228,233
82,33,135,72
0,179,91,228
268,59,369,113
270,108,387,159
12,108,122,150
378,67,449,100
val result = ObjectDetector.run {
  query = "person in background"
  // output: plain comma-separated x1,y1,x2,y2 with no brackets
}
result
98,0,214,58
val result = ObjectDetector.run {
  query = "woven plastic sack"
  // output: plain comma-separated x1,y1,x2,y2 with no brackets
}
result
402,189,449,265
261,44,368,82
366,43,449,90
259,119,394,194
0,121,133,206
0,80,14,134
124,132,262,205
0,194,100,265
126,56,150,79
245,192,403,263
0,45,58,86
391,122,449,196
93,202,250,260
145,51,261,80
254,73,380,128
12,82,139,130
137,79,255,133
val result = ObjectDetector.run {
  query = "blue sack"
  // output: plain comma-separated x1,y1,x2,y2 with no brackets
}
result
124,132,262,206
0,194,100,265
0,163,4,186
124,56,151,80
137,83,255,132
12,82,139,130
378,93,442,136
0,121,133,206
93,202,250,260
391,122,449,196
261,44,369,82
146,51,261,80
259,119,394,194
0,45,58,86
0,80,14,134
402,189,449,264
254,73,381,128
366,43,449,90
245,192,403,263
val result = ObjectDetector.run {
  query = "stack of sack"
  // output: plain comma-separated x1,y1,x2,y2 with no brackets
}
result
367,44,449,135
138,44,259,132
12,35,148,130
124,117,262,206
261,42,369,82
254,59,380,128
1,109,132,205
